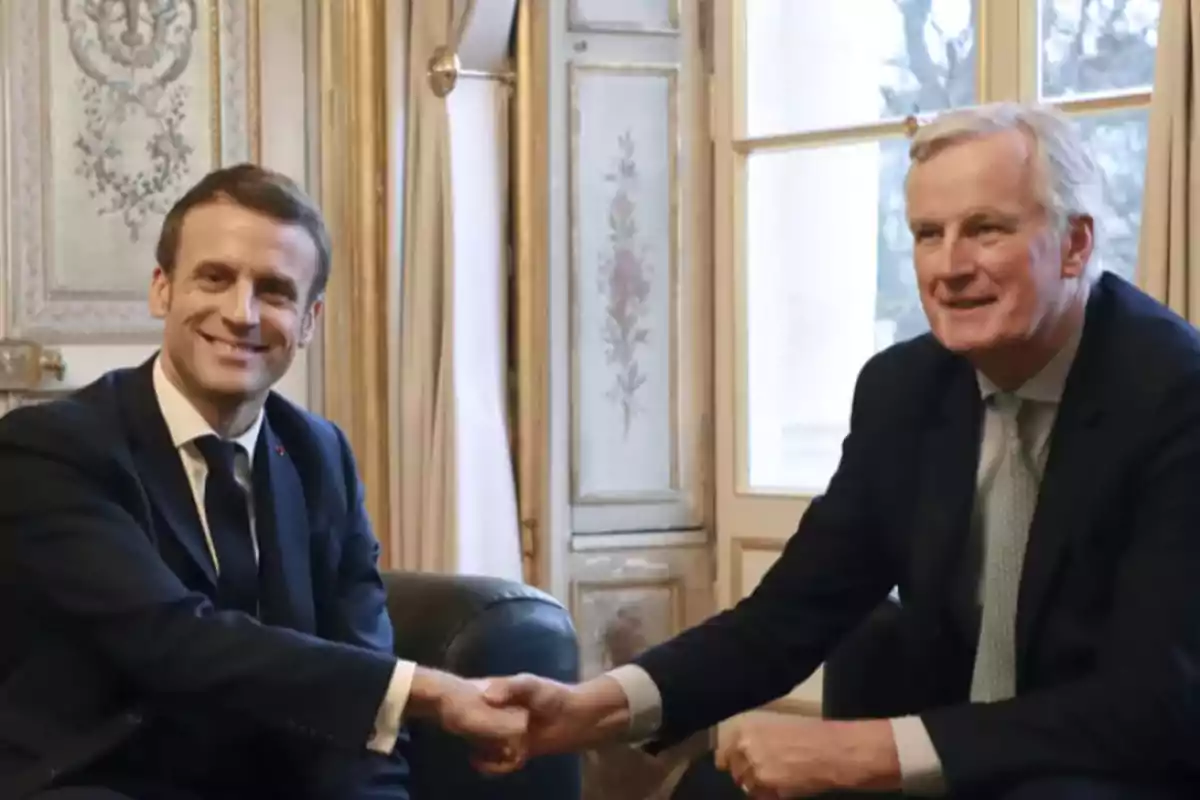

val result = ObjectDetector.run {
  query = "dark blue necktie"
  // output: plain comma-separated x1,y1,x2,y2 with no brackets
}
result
193,435,259,615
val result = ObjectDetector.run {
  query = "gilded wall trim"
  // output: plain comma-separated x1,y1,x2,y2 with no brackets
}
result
514,0,551,588
315,0,402,566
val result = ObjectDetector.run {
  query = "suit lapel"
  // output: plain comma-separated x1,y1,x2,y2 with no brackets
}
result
118,358,218,589
253,421,316,633
1016,293,1110,671
912,358,984,635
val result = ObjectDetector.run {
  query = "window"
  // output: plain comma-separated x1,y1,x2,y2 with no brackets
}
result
719,0,1161,501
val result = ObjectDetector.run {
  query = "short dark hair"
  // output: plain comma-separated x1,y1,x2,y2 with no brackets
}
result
155,163,332,300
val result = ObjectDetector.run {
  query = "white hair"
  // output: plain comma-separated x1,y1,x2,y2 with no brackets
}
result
907,102,1103,280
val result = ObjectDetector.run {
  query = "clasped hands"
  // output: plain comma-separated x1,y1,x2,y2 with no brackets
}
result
429,673,594,776
433,672,904,798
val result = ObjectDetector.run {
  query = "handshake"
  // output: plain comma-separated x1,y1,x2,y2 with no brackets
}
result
410,668,623,774
408,667,906,798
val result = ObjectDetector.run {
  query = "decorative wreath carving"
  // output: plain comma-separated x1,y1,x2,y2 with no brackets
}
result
61,0,199,241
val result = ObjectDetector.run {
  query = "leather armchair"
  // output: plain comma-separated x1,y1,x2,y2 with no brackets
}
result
382,571,582,800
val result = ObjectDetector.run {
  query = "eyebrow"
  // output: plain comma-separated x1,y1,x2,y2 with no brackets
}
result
192,260,300,296
257,274,299,298
910,209,1023,229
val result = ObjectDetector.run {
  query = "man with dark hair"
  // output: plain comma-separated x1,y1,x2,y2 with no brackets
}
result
0,164,522,800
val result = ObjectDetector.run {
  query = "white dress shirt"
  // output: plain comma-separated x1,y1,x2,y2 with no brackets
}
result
151,358,414,754
607,316,1085,796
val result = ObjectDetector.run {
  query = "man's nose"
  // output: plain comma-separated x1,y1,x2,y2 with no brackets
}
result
221,281,260,326
933,235,976,281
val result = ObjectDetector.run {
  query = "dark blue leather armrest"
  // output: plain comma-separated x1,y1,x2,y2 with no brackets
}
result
383,571,582,800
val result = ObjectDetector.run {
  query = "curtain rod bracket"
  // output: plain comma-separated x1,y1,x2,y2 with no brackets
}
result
428,45,461,98
428,45,515,98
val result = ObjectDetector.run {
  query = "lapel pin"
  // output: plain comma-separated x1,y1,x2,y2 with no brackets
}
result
275,445,286,456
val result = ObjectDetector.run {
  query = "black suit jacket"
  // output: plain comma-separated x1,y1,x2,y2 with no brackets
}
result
635,273,1200,793
0,358,405,798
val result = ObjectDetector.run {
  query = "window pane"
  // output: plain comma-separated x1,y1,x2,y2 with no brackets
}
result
1075,108,1150,280
1040,0,1161,100
745,138,919,493
745,0,976,138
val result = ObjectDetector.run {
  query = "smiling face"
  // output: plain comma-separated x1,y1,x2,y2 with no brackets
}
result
906,128,1093,368
150,199,322,427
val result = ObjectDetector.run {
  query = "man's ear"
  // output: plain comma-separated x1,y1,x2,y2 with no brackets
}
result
299,297,324,347
149,266,171,319
1060,214,1095,280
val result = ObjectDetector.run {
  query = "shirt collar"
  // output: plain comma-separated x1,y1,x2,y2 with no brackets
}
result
976,291,1088,405
152,356,265,462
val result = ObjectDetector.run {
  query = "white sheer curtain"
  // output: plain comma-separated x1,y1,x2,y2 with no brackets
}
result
1137,0,1200,320
397,0,521,579
446,78,522,579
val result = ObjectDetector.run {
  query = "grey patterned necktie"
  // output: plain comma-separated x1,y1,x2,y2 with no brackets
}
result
970,392,1038,702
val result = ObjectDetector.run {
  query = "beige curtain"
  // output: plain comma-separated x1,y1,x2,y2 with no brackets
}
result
397,0,523,580
398,0,457,573
1136,0,1200,320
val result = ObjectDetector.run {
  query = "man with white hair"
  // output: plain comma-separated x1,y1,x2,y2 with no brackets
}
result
473,103,1200,798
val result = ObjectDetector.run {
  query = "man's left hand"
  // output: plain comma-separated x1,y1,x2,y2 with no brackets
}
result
715,716,902,799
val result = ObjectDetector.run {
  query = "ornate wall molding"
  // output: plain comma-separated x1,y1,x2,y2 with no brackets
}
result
3,0,259,342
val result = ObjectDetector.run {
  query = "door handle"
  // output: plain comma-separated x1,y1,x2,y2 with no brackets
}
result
0,340,66,390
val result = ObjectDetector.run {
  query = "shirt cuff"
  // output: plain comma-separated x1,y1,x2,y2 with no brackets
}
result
605,664,663,742
367,659,416,754
890,715,947,796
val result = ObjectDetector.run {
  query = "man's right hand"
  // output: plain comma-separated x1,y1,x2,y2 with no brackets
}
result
471,673,634,774
408,667,528,749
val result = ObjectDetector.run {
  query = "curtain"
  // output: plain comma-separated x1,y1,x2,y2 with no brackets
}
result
397,0,522,579
397,0,456,572
1136,0,1200,321
447,78,522,579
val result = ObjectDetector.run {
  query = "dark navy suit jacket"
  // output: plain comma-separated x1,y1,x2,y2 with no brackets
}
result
634,273,1200,795
0,358,406,798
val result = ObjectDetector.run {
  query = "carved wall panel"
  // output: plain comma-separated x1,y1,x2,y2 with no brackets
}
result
568,0,681,35
569,63,683,518
569,536,713,800
1,0,258,342
566,53,707,537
